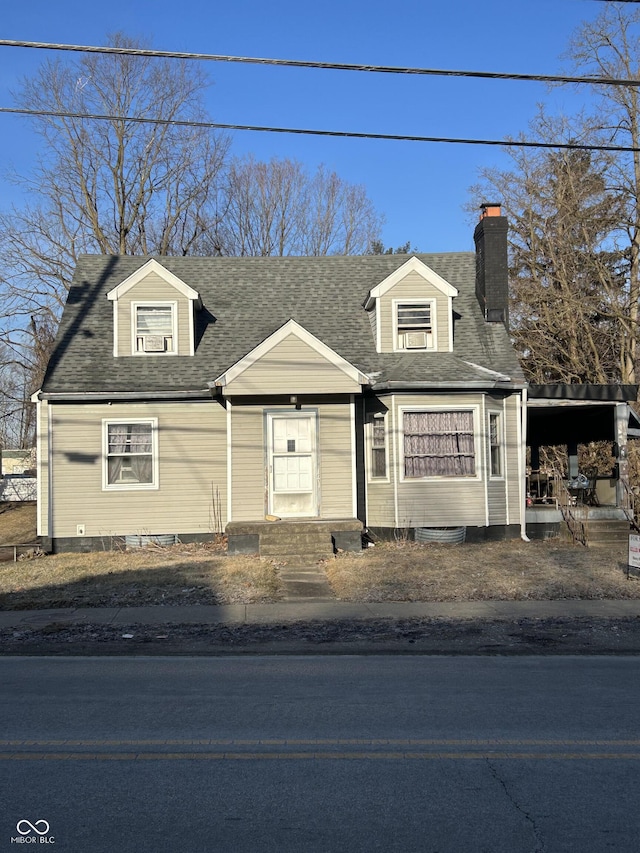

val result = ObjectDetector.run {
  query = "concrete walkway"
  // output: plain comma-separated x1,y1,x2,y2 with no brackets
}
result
277,564,335,601
2,599,640,629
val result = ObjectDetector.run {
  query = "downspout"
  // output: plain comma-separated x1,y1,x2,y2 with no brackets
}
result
519,387,529,541
226,398,232,527
392,396,399,530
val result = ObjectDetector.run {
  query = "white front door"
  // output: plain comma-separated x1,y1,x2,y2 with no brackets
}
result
267,413,318,517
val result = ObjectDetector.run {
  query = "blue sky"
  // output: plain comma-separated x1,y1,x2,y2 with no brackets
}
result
1,0,601,253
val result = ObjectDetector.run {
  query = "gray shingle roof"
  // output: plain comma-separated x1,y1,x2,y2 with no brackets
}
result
41,253,525,396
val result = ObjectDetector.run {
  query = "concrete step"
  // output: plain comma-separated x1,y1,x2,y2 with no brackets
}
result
260,541,333,558
259,532,332,546
229,521,355,535
261,545,332,556
268,554,335,568
586,520,630,545
279,570,331,581
260,548,334,559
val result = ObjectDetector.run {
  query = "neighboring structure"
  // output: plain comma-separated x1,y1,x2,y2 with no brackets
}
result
1,449,35,476
33,204,528,554
0,449,37,502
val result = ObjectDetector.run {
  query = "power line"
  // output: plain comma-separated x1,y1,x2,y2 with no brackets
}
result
0,106,638,152
1,38,639,89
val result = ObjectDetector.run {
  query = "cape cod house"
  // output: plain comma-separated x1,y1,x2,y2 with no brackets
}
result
33,204,529,554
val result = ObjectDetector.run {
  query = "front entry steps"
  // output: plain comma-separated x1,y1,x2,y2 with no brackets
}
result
226,519,363,561
566,507,631,546
226,519,362,602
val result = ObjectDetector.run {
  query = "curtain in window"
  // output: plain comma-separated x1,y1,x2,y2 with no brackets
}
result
107,423,128,483
128,424,152,483
404,411,475,477
107,423,153,484
371,419,386,477
136,306,172,335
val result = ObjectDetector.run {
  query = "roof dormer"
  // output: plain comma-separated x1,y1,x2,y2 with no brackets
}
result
364,257,458,354
107,259,201,357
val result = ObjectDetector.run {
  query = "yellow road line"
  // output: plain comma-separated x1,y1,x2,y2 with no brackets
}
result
3,738,640,748
3,751,640,761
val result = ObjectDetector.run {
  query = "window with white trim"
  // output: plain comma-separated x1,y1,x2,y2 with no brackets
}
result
103,420,157,489
489,412,502,477
369,414,387,479
403,410,475,478
135,305,175,354
396,301,434,350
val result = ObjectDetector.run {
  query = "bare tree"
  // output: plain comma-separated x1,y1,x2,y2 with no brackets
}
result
0,32,230,325
563,4,640,382
216,157,382,257
0,33,231,441
0,36,384,438
473,112,627,383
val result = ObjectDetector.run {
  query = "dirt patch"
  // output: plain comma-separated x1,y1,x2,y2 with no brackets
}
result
3,616,640,656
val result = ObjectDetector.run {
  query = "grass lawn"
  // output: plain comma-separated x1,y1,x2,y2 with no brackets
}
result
0,502,37,546
0,542,280,609
327,539,639,602
0,502,638,609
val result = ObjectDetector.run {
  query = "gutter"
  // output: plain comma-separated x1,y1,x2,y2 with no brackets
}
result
36,389,212,402
371,380,527,391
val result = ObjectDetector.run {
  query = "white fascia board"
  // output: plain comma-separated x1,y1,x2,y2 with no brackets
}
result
106,258,200,303
214,319,368,387
367,256,458,302
112,299,119,356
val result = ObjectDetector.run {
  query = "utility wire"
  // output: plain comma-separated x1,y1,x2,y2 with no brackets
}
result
1,38,639,88
0,106,638,152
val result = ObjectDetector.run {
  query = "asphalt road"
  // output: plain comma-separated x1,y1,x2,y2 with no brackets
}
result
2,655,640,852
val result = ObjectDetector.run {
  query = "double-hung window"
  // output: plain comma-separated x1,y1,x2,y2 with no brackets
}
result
103,420,158,489
403,410,476,478
369,414,388,479
489,412,503,477
396,301,434,350
135,304,175,354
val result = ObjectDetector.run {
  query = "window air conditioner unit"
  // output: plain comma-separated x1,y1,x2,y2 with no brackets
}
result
143,335,166,353
404,331,429,349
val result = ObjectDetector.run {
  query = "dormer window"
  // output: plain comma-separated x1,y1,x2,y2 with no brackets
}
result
395,301,435,351
134,303,176,355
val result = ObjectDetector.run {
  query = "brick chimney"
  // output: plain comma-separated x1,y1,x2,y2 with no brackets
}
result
474,202,509,328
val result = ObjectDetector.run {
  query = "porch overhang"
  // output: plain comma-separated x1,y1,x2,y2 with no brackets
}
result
527,385,639,446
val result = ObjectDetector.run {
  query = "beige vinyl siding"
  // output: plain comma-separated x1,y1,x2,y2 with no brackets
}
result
116,272,192,356
49,401,226,538
378,271,451,352
224,334,361,395
230,399,354,521
37,400,49,537
392,393,487,528
366,479,396,527
230,405,266,520
318,401,354,516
